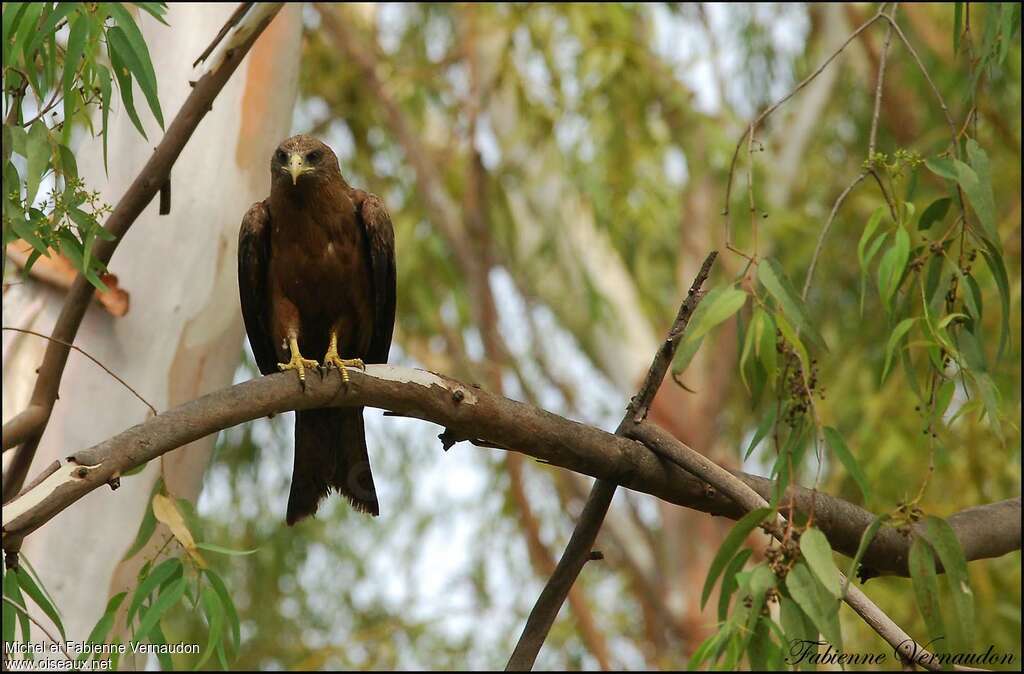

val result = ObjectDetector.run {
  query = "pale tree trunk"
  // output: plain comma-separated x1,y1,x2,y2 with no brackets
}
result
2,2,301,647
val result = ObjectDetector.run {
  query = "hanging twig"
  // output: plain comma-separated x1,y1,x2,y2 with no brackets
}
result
2,327,156,419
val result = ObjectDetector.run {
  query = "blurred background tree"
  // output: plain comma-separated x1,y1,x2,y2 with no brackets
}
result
165,3,1018,670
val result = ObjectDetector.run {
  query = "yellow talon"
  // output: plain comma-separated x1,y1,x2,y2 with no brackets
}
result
322,332,365,384
278,336,319,388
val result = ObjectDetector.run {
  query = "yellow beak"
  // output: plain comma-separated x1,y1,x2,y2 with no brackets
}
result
287,153,306,185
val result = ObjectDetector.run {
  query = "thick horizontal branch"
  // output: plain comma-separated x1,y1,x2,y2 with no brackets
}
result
2,366,1018,578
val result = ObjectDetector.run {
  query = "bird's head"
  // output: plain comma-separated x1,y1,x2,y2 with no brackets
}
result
270,135,341,188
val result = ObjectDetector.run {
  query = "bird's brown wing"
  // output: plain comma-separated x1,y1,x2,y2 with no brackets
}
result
353,190,397,364
238,200,279,376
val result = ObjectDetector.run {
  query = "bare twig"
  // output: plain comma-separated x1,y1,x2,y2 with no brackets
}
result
723,7,885,218
506,251,718,671
800,7,897,301
2,3,283,503
2,327,156,417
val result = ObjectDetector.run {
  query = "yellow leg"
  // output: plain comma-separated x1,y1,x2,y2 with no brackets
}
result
322,331,365,384
278,335,319,388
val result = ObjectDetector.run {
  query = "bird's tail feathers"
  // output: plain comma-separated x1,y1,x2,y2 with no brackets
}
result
286,407,379,526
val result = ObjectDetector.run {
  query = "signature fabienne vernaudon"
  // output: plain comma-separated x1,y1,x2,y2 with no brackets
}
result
787,639,1017,669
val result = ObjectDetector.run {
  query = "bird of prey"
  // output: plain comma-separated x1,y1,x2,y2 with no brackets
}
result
237,134,396,524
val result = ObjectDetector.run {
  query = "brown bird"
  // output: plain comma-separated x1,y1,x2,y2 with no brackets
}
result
237,134,396,523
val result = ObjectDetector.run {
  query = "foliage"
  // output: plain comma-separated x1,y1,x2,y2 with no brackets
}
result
2,2,166,290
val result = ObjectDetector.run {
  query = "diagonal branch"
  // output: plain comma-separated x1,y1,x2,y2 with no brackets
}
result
626,422,991,672
1,3,284,499
506,252,718,671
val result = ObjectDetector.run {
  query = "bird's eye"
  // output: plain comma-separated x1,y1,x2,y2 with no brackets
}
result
275,150,287,163
306,150,322,163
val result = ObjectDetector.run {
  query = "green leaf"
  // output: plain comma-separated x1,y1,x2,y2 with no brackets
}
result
16,565,66,640
909,537,945,648
758,258,827,351
24,121,50,205
25,3,77,58
4,569,31,649
3,4,30,58
670,332,703,377
62,12,88,124
962,273,983,323
96,64,113,173
672,286,745,376
739,309,759,393
124,493,158,560
925,157,958,182
743,407,776,461
127,557,182,625
15,3,44,66
107,30,148,139
204,569,240,659
860,231,888,314
741,563,777,638
932,379,956,421
964,140,997,244
918,197,950,231
195,587,224,670
774,311,810,385
195,542,258,556
684,286,747,343
133,576,186,644
107,5,163,128
134,2,170,25
687,623,732,671
20,553,65,618
56,143,79,183
917,516,975,650
78,592,127,663
746,618,769,670
779,596,819,670
786,561,842,650
149,623,175,670
3,570,18,643
978,239,1010,362
800,527,842,598
756,310,777,389
882,317,917,383
956,327,987,373
857,206,885,269
843,514,889,596
717,548,753,622
876,225,910,312
701,508,771,609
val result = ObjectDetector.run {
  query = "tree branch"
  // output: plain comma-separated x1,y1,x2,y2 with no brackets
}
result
1,3,284,499
1,364,1016,575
